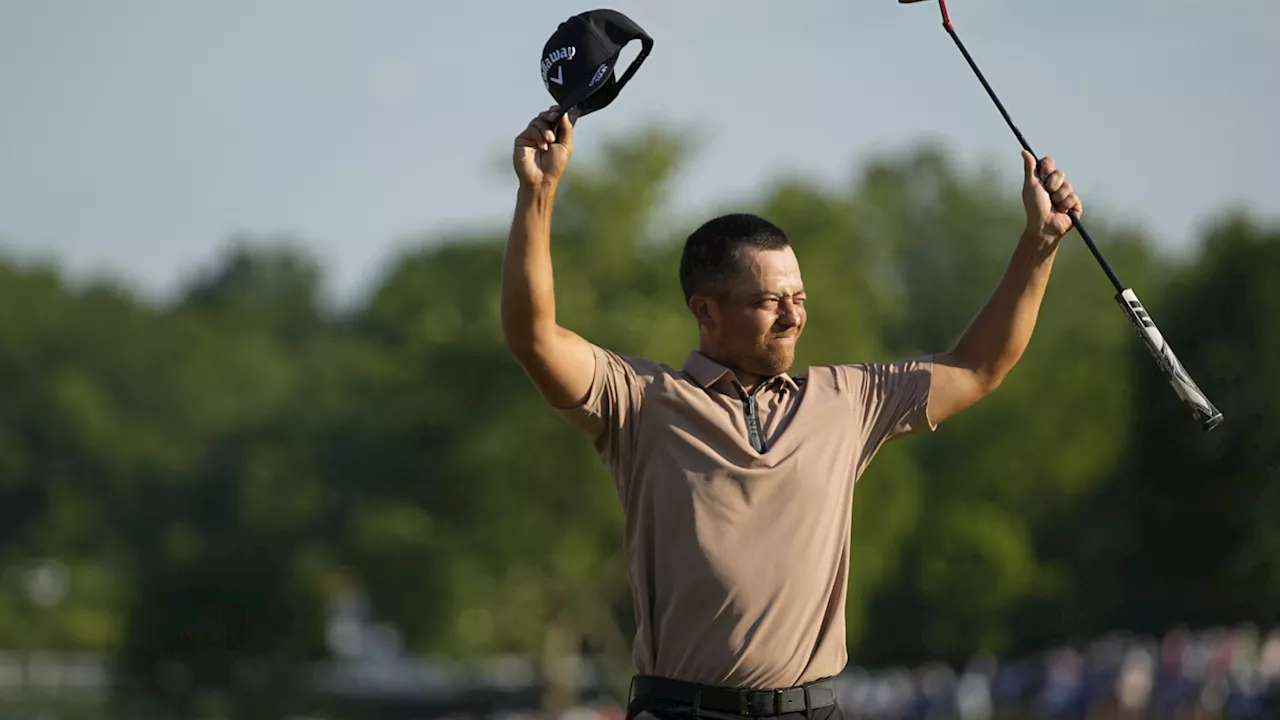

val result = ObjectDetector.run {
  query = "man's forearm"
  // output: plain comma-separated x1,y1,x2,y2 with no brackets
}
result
501,182,559,354
951,230,1060,389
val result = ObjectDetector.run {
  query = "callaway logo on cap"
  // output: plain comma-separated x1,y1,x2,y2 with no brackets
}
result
539,9,653,126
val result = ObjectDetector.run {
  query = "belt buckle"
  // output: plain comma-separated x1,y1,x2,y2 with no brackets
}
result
741,689,785,716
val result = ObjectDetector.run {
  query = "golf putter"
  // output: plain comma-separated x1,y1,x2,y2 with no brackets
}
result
900,0,1223,431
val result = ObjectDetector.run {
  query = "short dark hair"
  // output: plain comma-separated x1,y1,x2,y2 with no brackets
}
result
678,213,789,304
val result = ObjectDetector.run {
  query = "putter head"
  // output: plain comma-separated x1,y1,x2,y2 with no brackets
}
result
899,0,950,27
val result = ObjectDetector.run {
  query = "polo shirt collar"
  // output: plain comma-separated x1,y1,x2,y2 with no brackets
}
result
683,350,800,393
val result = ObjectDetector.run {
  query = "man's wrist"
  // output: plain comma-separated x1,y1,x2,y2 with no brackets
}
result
1011,226,1060,275
1020,224,1059,249
518,178,560,199
516,180,559,223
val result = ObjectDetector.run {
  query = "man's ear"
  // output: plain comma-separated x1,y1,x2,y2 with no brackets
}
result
688,294,719,335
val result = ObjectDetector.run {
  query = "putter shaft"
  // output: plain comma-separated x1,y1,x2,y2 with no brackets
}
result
934,0,1125,294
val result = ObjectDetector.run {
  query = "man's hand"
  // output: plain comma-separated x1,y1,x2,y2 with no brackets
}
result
1022,151,1083,245
514,107,574,189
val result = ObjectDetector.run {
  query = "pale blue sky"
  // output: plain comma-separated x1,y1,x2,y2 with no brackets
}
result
2,1,1276,306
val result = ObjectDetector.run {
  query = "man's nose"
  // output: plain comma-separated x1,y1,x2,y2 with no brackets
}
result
777,301,801,327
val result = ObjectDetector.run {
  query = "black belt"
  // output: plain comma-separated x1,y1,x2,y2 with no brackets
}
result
631,675,837,716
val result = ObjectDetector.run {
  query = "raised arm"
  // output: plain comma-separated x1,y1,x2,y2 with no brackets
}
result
927,151,1083,425
501,108,597,409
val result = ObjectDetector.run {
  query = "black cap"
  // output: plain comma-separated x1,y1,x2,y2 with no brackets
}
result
539,9,653,125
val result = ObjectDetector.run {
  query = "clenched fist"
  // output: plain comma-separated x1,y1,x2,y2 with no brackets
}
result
514,107,573,189
1022,151,1083,245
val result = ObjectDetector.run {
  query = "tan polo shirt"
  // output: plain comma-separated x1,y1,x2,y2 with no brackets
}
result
556,345,935,691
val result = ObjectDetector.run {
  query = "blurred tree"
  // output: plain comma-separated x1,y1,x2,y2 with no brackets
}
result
108,243,341,717
180,238,329,343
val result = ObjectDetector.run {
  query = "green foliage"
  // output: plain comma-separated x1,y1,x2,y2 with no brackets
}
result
1101,212,1280,635
0,127,1274,713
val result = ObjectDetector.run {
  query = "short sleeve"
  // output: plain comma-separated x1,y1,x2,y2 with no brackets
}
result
553,344,647,464
841,356,936,465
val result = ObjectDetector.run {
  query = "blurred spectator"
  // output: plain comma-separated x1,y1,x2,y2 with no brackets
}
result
285,624,1280,719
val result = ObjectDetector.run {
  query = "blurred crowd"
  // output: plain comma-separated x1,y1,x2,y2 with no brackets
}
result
495,625,1280,720
9,623,1280,719
829,625,1280,719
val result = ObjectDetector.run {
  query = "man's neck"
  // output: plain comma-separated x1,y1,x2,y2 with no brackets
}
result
697,348,768,393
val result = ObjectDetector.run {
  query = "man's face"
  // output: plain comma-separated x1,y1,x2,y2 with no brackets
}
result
695,246,807,378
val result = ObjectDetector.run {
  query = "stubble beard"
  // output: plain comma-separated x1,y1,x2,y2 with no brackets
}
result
752,338,796,377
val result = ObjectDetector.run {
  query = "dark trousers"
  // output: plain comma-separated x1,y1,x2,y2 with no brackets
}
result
626,698,844,720
624,678,844,720
626,700,843,720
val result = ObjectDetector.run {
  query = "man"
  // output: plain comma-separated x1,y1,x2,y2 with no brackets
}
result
500,108,1081,720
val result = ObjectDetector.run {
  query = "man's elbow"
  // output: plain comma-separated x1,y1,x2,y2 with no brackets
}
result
499,301,538,355
942,350,1011,401
973,366,1009,396
501,318,531,356
950,344,1022,394
502,319,557,364
503,329,540,364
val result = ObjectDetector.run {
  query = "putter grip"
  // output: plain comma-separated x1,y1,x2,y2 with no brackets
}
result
1116,289,1223,431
